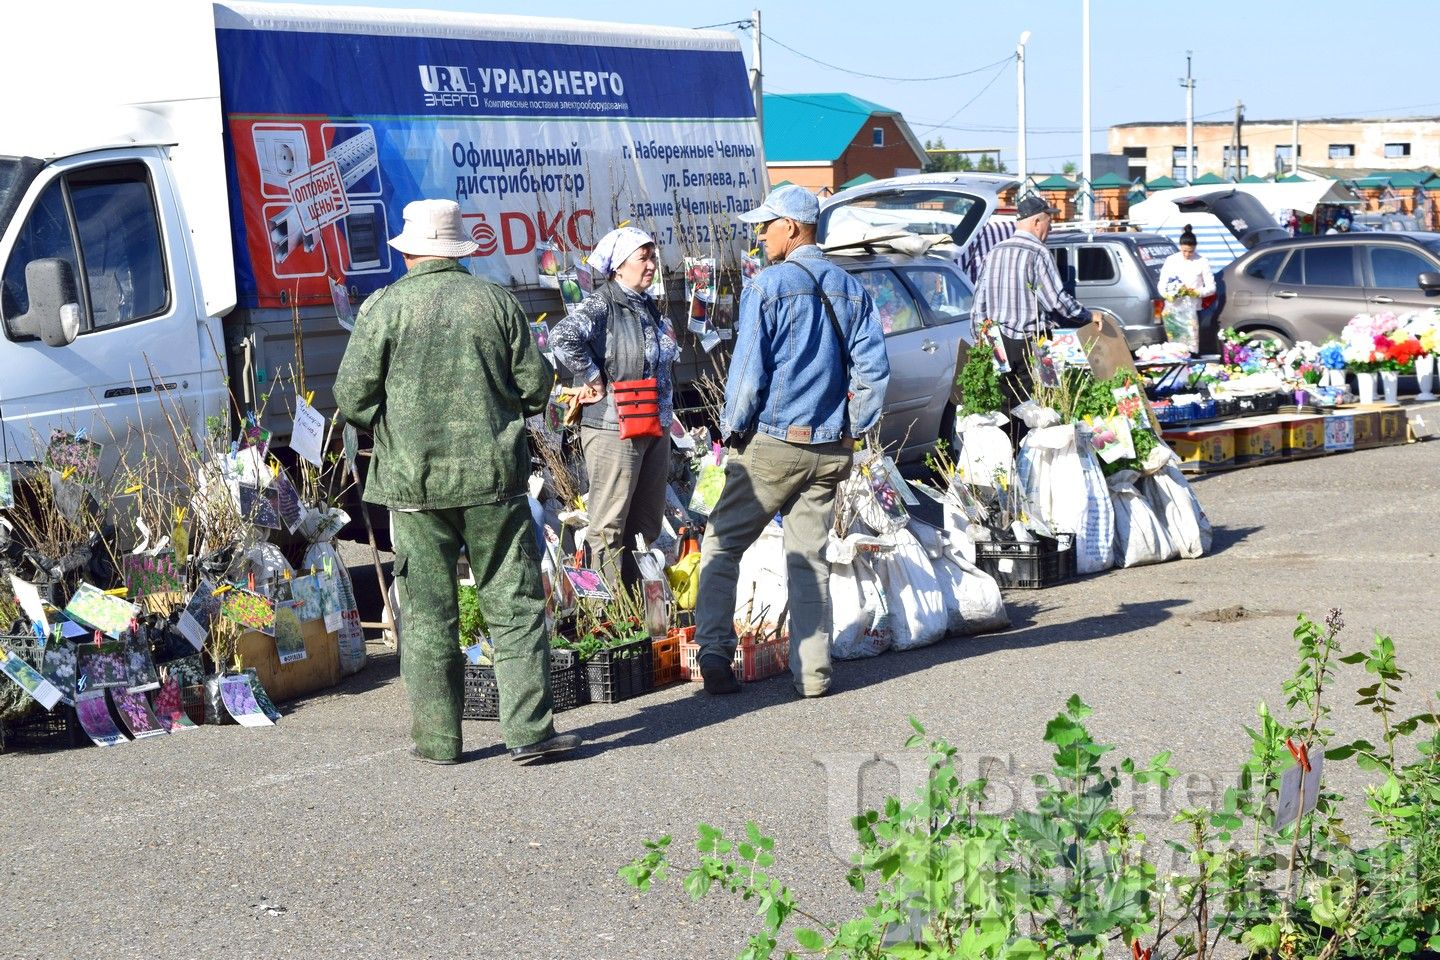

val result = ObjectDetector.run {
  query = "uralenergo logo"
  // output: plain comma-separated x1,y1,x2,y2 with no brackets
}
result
418,65,476,94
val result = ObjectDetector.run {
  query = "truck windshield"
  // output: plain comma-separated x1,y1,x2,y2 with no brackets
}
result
0,157,44,241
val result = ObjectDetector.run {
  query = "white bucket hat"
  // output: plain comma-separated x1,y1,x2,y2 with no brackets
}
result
387,199,480,257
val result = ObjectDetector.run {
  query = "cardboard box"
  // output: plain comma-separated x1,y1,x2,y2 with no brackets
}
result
1378,408,1408,445
1232,417,1283,463
1163,425,1235,470
235,618,341,702
1351,411,1381,448
1278,415,1325,457
1323,413,1355,452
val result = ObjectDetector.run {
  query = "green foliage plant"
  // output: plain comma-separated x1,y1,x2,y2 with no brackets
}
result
621,610,1440,959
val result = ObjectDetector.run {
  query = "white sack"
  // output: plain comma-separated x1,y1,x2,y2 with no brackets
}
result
1142,463,1213,559
829,555,894,660
955,412,1014,494
1107,470,1178,568
734,521,789,629
938,478,981,563
1019,424,1114,575
875,529,947,650
931,549,1009,636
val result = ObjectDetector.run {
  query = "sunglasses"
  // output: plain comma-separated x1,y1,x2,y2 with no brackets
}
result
756,217,787,236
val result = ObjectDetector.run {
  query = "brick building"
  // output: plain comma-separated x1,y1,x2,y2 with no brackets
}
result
762,93,927,192
1110,116,1440,183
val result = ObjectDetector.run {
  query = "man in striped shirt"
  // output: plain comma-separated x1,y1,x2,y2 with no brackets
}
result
971,195,1090,427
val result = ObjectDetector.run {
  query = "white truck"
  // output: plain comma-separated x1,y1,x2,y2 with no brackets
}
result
0,2,763,476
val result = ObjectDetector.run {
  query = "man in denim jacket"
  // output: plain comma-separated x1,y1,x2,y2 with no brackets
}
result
695,185,890,697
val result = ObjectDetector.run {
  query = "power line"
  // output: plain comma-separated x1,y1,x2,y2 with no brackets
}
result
914,58,1014,134
762,31,1015,83
691,18,751,31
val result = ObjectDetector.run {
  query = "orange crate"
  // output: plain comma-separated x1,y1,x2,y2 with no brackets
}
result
651,631,685,687
680,634,789,683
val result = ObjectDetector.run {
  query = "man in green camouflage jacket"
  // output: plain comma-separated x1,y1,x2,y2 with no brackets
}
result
335,199,580,765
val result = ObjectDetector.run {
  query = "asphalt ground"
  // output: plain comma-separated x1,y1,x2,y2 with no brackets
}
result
2,434,1438,960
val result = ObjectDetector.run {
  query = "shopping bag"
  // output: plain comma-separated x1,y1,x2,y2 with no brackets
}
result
1107,469,1177,568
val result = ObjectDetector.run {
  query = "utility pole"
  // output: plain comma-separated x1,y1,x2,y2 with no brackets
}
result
1291,118,1299,176
1180,51,1195,183
1231,99,1245,180
749,9,763,134
1080,0,1092,221
1017,30,1031,194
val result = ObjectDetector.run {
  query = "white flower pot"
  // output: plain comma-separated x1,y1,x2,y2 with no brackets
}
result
1416,355,1437,401
1381,370,1400,405
1324,369,1347,388
1355,372,1377,405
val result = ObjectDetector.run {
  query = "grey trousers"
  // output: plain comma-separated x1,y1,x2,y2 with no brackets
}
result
694,432,853,695
579,426,669,587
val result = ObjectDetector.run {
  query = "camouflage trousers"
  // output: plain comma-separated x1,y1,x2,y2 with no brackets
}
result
391,497,554,760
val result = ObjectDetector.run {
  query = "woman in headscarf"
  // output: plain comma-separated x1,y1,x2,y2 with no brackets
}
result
1158,224,1215,353
550,226,677,586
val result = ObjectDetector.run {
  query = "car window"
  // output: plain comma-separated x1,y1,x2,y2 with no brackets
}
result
1,179,81,337
855,268,923,335
1136,241,1177,281
1301,246,1358,287
1244,250,1287,282
68,164,169,329
1051,247,1074,289
1077,246,1116,283
900,267,972,324
1278,252,1302,285
1367,246,1436,289
0,162,168,338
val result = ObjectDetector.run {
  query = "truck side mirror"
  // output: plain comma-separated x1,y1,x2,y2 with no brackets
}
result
11,258,81,347
1418,271,1440,292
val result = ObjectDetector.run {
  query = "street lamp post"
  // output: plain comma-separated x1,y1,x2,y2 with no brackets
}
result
1017,30,1031,195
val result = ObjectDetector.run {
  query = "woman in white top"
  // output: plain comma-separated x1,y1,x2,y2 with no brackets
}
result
1158,225,1216,353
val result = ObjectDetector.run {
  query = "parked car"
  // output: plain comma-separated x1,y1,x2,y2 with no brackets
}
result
817,174,1016,463
1044,229,1178,348
1212,232,1440,349
825,249,973,463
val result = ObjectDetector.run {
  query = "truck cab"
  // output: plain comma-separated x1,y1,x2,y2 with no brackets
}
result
0,146,227,470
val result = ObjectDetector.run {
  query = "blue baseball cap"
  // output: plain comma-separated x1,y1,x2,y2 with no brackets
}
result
738,184,820,225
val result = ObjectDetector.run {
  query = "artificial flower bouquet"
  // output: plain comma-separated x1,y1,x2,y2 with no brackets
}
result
1160,277,1200,301
1280,341,1323,385
1339,312,1398,374
1398,309,1439,357
1317,339,1346,371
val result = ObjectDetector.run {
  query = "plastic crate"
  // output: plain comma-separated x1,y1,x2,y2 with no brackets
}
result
652,628,689,688
1235,393,1281,416
463,648,589,721
0,705,86,753
974,532,1075,590
680,633,790,683
584,635,654,704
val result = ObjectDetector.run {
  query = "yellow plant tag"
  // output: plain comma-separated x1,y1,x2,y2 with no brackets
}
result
537,312,547,323
103,587,128,597
213,584,232,596
124,484,142,494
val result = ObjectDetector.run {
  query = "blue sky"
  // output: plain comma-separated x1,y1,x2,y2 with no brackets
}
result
251,0,1440,173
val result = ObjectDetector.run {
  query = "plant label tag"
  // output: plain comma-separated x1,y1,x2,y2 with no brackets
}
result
291,397,326,467
1274,754,1323,830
